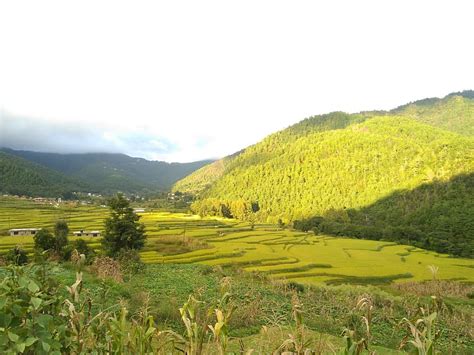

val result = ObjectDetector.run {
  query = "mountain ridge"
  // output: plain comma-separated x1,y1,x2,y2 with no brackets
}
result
0,148,213,196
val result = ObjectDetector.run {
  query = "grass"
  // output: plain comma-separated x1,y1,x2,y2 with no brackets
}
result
1,196,474,288
46,262,474,353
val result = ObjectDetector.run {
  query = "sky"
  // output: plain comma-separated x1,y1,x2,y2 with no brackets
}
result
0,1,473,162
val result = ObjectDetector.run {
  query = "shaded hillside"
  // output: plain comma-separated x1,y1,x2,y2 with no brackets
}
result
1,149,213,194
0,151,90,197
294,173,474,257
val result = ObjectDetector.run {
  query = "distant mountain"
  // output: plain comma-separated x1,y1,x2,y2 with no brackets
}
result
175,91,474,256
0,151,90,197
0,149,213,195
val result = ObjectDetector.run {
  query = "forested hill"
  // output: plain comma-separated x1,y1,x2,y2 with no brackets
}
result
391,90,474,136
176,92,474,257
0,148,213,195
0,151,90,197
174,91,474,196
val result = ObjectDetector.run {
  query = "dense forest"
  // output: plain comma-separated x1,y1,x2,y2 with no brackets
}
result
392,90,474,136
0,151,90,198
0,149,213,196
177,93,474,257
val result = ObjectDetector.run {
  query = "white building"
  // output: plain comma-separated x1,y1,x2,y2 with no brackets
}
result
133,208,146,213
73,230,101,237
9,228,40,236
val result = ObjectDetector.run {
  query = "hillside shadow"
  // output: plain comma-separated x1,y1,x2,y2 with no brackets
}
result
294,172,474,258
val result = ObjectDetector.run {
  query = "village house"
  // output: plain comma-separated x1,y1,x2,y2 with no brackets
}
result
133,208,146,213
9,228,40,236
73,230,101,237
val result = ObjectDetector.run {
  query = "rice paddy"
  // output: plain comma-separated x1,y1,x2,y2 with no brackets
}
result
1,196,473,286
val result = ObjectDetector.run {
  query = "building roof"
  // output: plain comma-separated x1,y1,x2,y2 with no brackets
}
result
9,228,40,232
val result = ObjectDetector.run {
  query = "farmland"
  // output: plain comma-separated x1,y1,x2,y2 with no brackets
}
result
1,197,473,286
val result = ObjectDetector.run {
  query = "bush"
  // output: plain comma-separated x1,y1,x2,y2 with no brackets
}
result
5,246,29,265
72,238,96,263
286,281,305,293
0,264,67,354
116,249,144,278
53,220,69,255
33,228,55,252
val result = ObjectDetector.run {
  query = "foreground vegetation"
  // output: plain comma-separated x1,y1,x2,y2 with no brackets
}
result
1,260,473,354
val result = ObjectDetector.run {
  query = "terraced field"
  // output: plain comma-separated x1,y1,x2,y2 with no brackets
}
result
1,197,473,286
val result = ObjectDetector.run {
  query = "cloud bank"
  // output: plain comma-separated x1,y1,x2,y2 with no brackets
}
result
0,111,189,162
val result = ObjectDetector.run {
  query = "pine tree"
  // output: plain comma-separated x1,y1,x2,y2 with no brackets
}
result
102,194,147,257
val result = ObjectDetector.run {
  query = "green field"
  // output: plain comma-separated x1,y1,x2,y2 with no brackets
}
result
1,197,473,286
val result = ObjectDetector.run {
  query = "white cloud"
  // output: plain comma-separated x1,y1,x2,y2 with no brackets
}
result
0,0,473,161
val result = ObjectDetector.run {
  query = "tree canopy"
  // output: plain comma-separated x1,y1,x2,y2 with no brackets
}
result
102,194,147,256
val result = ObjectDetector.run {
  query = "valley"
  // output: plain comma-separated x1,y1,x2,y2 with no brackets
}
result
1,197,472,286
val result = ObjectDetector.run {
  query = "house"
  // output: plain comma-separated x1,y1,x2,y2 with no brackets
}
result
33,197,48,203
133,208,146,213
9,228,40,236
73,230,101,237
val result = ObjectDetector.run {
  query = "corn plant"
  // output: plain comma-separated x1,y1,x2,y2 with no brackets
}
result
339,297,375,355
399,307,439,355
179,295,211,355
427,265,439,281
208,291,235,354
108,302,180,354
276,293,312,354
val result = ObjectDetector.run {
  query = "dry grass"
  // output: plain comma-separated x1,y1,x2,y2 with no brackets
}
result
90,256,123,282
148,235,209,255
392,280,474,299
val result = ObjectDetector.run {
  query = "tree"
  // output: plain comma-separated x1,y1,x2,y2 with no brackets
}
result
34,228,56,252
102,193,147,257
54,220,69,254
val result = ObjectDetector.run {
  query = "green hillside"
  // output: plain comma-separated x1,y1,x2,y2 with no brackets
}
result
175,92,474,197
0,151,90,197
392,91,474,136
173,111,372,194
1,149,213,194
177,93,474,257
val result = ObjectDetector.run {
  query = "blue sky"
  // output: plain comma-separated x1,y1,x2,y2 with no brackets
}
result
1,0,473,162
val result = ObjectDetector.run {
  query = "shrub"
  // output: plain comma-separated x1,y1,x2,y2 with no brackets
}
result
72,238,96,262
33,229,55,252
0,264,67,354
116,249,144,278
53,220,69,255
5,246,29,265
286,281,305,293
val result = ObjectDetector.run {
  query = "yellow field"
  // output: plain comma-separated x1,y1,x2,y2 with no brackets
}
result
1,197,473,286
